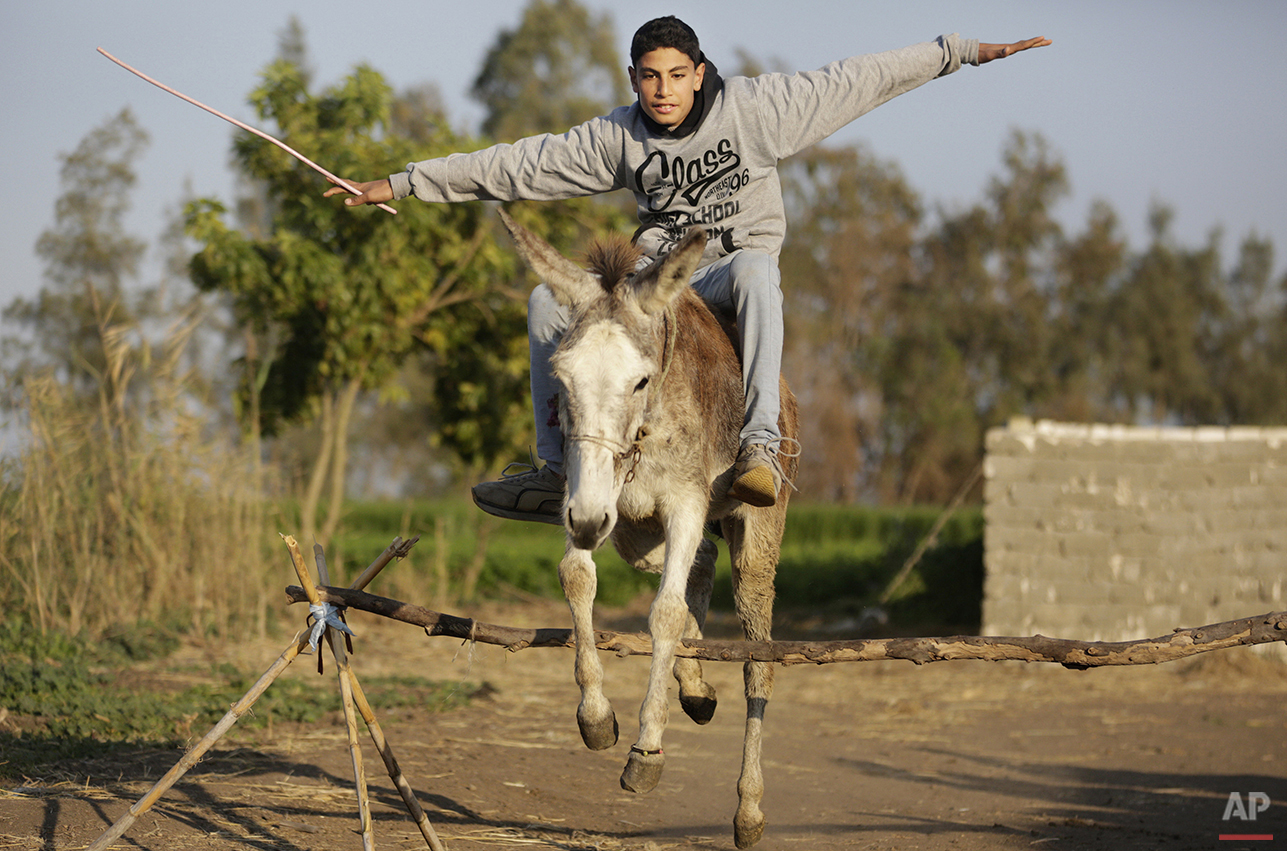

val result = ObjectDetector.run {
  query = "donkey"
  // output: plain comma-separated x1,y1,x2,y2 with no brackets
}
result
499,208,798,848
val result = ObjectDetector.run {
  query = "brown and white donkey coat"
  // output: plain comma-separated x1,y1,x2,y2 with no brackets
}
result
500,209,798,848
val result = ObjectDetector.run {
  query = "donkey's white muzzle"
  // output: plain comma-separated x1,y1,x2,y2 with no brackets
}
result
564,442,620,551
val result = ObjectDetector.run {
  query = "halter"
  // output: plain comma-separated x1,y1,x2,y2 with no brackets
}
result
564,305,676,485
563,432,644,483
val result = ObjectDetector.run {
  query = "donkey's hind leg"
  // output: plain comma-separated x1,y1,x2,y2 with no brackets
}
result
612,524,718,725
559,544,618,750
676,536,718,724
722,511,781,849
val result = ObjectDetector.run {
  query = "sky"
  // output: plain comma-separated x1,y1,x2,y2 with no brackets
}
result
4,1,1287,309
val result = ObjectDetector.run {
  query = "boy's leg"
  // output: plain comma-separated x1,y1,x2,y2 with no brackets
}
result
688,250,792,507
470,284,567,524
527,284,568,476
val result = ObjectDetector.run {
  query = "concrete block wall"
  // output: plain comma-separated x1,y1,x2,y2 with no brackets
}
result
983,419,1287,642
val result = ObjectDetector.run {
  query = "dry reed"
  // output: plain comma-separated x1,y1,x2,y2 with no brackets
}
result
0,309,277,639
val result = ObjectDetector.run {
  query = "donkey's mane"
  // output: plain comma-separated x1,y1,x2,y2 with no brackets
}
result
584,235,644,293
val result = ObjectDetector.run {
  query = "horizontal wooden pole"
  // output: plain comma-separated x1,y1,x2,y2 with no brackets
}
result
284,585,1287,669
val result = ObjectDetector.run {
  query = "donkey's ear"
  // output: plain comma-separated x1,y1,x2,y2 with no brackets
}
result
498,208,601,308
633,227,707,315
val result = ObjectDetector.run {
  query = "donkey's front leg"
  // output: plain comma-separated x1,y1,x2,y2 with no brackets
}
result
620,510,705,793
559,544,617,750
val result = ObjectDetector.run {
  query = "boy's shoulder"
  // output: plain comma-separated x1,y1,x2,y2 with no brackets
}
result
592,102,647,136
718,72,782,106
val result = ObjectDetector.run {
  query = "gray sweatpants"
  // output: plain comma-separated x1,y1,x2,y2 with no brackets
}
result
527,248,784,474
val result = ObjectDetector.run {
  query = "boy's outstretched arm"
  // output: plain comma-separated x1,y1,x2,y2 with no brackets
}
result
322,37,1051,208
323,178,394,207
978,36,1051,64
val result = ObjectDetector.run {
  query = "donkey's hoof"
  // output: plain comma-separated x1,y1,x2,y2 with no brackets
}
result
680,682,717,725
733,811,766,848
577,709,619,751
619,747,665,793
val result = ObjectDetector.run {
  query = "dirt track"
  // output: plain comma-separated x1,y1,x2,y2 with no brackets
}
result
3,600,1285,851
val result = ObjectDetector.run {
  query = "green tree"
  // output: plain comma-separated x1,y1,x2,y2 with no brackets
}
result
779,131,1072,503
777,126,1287,501
881,206,991,503
1210,234,1287,423
1108,205,1224,424
469,0,635,256
397,0,635,490
186,55,516,546
978,131,1068,415
1047,200,1128,422
386,67,538,479
779,143,923,501
4,109,149,390
866,131,1068,502
472,0,628,141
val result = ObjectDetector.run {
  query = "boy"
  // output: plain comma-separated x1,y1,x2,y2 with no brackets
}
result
328,16,1049,522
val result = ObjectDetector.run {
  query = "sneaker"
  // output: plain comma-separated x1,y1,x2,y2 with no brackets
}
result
727,443,785,508
472,462,566,525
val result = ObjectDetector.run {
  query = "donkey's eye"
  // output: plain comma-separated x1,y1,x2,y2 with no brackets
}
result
634,376,650,392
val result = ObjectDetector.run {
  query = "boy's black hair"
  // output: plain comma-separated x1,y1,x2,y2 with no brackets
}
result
630,16,702,67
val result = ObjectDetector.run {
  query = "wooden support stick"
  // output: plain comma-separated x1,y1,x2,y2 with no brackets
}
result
96,47,398,215
315,544,375,851
87,633,311,851
283,535,321,604
337,537,444,850
347,668,447,851
286,585,1287,670
352,535,421,592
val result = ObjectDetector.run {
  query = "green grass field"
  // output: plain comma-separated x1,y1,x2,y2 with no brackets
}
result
330,498,984,634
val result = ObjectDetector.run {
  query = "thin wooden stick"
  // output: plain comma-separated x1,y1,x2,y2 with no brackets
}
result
283,535,320,604
315,544,375,851
876,462,984,608
347,663,447,851
333,537,444,850
86,633,311,851
96,47,397,215
352,535,421,592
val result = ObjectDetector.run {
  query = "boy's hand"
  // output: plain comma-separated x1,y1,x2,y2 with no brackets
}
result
978,37,1051,64
324,178,394,207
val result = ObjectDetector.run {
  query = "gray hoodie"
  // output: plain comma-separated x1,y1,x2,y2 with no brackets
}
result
390,34,979,268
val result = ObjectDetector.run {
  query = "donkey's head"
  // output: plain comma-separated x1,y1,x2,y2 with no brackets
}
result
499,209,706,549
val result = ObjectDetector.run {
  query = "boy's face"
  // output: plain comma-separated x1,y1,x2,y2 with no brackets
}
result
629,47,706,130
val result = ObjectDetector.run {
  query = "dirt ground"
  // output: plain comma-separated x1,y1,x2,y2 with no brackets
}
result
3,598,1285,851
